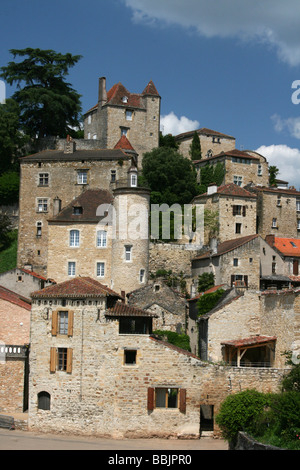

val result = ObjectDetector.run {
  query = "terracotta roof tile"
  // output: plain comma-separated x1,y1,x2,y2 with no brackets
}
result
175,128,235,141
114,135,136,152
106,302,157,318
272,237,300,257
193,234,259,260
221,335,277,347
194,183,257,200
31,277,123,299
142,80,160,96
0,286,31,310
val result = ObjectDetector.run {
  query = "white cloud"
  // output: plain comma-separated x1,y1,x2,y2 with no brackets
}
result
272,114,300,140
124,0,300,65
160,112,199,136
256,144,300,189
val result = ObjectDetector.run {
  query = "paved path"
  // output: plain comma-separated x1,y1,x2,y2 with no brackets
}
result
0,428,228,451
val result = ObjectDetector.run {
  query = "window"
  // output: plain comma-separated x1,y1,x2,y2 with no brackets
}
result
235,223,241,234
290,241,297,248
122,96,128,103
58,311,69,335
233,176,242,186
257,164,262,176
124,349,137,365
125,245,132,261
272,218,277,228
97,230,107,248
131,174,137,187
155,388,178,408
277,196,281,206
233,205,242,216
68,261,76,276
231,274,248,287
77,170,88,185
50,347,72,373
88,115,91,124
39,173,49,186
70,230,80,247
73,206,83,215
111,170,116,182
36,221,42,237
97,262,105,278
119,317,152,335
140,269,145,283
272,262,276,274
297,199,300,212
233,258,238,266
37,198,48,212
37,391,51,410
297,220,300,230
121,127,128,137
126,110,133,121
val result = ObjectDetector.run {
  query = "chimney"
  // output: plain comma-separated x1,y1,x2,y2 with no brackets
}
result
53,197,62,216
265,234,275,247
207,183,218,195
98,77,107,108
64,135,76,154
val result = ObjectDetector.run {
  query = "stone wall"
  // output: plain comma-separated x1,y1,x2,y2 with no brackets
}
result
178,133,235,160
27,297,286,438
0,360,26,413
149,243,198,278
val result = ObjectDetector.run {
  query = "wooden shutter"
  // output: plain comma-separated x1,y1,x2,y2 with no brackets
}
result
66,348,73,374
179,388,186,413
231,275,235,287
293,259,299,275
68,311,74,337
147,387,155,411
232,205,237,216
244,275,248,287
50,347,56,373
51,310,58,336
242,206,246,217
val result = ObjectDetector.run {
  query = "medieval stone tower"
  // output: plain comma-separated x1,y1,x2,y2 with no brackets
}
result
83,77,161,167
110,186,150,294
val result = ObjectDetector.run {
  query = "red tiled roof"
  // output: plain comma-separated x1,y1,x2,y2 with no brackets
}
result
175,128,235,141
142,80,160,96
221,335,277,348
193,234,259,260
272,237,300,257
31,277,123,299
193,183,257,200
21,268,48,281
0,286,31,310
106,302,157,318
114,135,135,151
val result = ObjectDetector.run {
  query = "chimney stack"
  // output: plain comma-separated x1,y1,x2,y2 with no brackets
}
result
98,77,107,108
64,135,76,154
265,234,275,247
207,183,218,195
53,197,62,216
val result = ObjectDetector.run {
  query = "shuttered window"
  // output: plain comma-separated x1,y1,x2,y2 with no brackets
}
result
51,311,74,336
147,387,186,412
50,347,73,374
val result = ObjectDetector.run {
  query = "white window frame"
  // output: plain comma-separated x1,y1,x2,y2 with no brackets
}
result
139,269,145,283
36,221,42,237
125,245,132,262
272,218,277,228
233,175,242,186
97,230,107,248
131,174,137,187
96,262,105,278
77,170,88,185
68,261,76,277
126,110,133,121
69,230,80,247
37,198,48,212
39,173,49,186
257,164,262,176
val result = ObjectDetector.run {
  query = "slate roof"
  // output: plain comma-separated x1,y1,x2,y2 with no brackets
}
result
106,302,158,318
193,234,259,260
31,277,123,299
48,189,113,223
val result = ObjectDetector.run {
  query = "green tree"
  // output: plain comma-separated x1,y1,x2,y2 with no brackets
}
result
189,131,202,160
269,165,279,186
0,98,28,173
197,289,225,316
142,146,198,206
1,48,82,138
159,132,179,149
0,171,20,204
197,272,215,292
199,162,225,192
0,214,13,250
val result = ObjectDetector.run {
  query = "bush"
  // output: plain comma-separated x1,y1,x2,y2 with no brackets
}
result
152,330,191,352
215,389,270,442
197,289,225,316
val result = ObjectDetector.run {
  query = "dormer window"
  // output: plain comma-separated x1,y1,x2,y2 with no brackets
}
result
73,206,83,215
122,96,128,103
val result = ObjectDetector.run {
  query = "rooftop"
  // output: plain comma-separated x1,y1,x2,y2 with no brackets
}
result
193,234,259,261
193,183,257,200
31,277,123,299
175,127,235,141
0,286,31,311
106,302,158,318
20,148,131,163
221,335,277,348
266,236,300,258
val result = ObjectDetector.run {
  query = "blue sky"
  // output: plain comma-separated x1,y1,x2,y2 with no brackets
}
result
2,0,300,187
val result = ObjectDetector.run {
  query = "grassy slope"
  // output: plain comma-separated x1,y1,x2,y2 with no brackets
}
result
0,230,18,274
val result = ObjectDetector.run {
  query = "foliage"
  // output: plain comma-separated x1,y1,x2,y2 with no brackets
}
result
159,132,179,150
189,131,202,160
215,389,271,442
0,99,29,174
269,165,279,186
0,171,20,204
282,363,300,392
1,48,82,138
197,272,215,293
0,214,13,250
153,330,191,352
197,289,225,316
204,208,219,238
142,146,198,206
199,162,225,193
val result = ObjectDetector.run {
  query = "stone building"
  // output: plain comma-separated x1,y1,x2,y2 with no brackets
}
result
192,183,257,245
0,286,31,413
28,276,286,438
245,184,300,239
193,149,269,188
17,137,135,276
175,127,236,159
0,268,54,299
264,235,300,285
83,77,161,166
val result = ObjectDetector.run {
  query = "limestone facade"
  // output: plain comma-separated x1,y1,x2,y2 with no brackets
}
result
83,78,161,166
175,128,236,159
27,278,286,438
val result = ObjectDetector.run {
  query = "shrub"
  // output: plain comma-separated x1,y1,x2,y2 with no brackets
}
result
197,289,225,316
152,330,191,352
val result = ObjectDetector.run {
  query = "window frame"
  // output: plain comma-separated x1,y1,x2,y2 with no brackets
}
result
125,245,132,262
97,230,107,248
69,229,80,247
37,198,48,213
68,261,76,277
96,261,105,278
77,170,88,185
38,173,49,186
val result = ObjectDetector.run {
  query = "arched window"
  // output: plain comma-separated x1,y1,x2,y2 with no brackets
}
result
70,229,80,247
38,391,51,410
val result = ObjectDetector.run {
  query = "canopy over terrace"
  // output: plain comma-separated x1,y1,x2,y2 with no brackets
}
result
221,335,277,367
